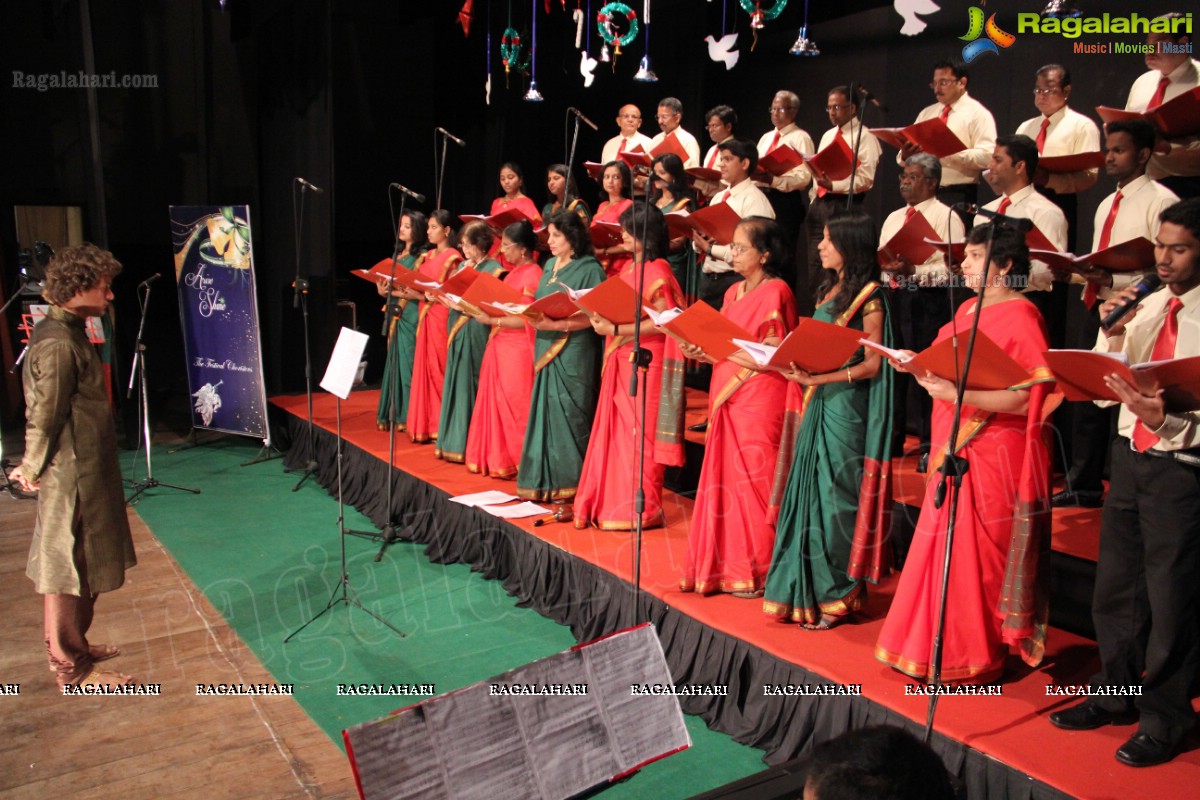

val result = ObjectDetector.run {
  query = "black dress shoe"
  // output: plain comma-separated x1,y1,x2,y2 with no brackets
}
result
1051,489,1103,508
687,420,709,433
1048,700,1137,731
1115,732,1178,767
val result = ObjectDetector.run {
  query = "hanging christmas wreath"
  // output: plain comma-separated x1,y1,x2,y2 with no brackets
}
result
500,26,529,73
739,0,787,29
596,2,639,49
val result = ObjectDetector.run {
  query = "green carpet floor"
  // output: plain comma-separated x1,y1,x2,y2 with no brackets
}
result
121,437,768,799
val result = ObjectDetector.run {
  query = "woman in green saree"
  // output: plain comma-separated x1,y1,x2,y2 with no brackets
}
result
435,220,506,462
762,210,895,630
376,209,429,430
515,210,606,511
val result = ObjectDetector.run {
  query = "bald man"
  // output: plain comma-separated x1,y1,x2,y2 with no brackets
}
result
601,104,654,165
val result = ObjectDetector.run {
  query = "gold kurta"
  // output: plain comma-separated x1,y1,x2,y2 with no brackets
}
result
22,305,135,595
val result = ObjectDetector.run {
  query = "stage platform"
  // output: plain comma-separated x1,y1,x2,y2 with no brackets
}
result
270,389,1199,800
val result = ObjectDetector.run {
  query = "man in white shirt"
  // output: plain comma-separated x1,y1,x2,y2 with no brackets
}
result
1054,119,1179,508
879,153,964,467
1124,14,1199,198
804,86,882,314
754,90,813,297
902,58,997,210
696,105,738,200
600,104,654,165
649,97,701,168
692,139,774,311
1016,64,1101,251
976,135,1068,340
1049,198,1200,769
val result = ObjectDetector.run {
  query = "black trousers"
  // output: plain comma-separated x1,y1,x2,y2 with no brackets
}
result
1090,441,1200,744
1058,284,1117,493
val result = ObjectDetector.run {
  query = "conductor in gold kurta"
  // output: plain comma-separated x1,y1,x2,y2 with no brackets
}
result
10,243,137,689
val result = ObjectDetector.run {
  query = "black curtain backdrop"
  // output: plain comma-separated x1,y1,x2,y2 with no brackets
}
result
0,0,1184,412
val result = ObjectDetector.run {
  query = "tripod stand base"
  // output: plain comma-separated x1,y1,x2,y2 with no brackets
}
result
283,573,406,642
343,524,401,562
241,444,284,467
126,477,201,506
290,460,320,491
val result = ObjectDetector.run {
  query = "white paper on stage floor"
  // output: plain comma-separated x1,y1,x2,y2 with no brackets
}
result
320,327,369,399
449,490,522,507
479,501,551,519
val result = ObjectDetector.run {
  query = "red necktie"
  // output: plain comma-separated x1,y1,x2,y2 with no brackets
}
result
1147,75,1171,110
1132,297,1184,452
1084,192,1124,309
996,197,1012,215
715,189,730,205
904,206,919,223
618,138,627,154
940,104,952,122
1035,117,1051,154
705,147,717,169
767,130,781,154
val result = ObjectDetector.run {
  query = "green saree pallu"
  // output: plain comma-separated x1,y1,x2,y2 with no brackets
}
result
516,255,606,502
763,284,895,625
377,254,419,430
436,259,505,462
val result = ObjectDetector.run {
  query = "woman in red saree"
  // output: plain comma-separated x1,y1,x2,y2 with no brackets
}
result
490,162,542,224
574,203,685,530
875,225,1056,684
464,221,542,478
405,210,462,443
593,161,634,277
680,217,799,596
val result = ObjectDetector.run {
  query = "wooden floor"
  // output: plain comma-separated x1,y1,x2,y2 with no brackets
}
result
0,456,357,799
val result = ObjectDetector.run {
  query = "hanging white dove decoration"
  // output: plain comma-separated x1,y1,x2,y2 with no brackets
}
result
704,33,739,70
580,49,598,86
894,0,941,36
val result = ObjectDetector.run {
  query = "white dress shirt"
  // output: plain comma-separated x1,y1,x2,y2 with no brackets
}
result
878,196,966,285
1090,175,1179,299
650,127,702,169
1126,59,1200,180
755,123,815,193
810,119,881,200
696,137,734,196
976,183,1068,291
1015,106,1101,194
700,178,775,274
601,132,655,166
1095,281,1200,451
906,91,998,186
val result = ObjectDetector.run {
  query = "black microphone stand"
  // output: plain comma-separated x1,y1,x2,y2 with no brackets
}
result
843,84,874,211
627,202,654,626
290,180,320,491
564,109,585,213
922,222,1001,743
366,185,410,562
435,131,450,210
126,279,201,505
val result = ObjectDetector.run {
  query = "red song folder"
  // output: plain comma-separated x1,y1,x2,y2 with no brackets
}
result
665,202,742,245
652,300,752,362
572,274,644,325
804,134,856,182
1030,237,1156,275
1044,350,1200,411
736,317,868,373
878,212,940,269
871,117,968,159
1038,152,1106,173
460,271,524,316
755,144,807,178
864,329,1032,391
1096,87,1200,140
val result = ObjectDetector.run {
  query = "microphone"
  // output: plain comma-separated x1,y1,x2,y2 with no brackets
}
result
1100,273,1163,332
389,182,427,204
854,84,887,112
567,107,599,131
138,273,161,289
436,127,466,147
295,177,324,194
953,203,1033,233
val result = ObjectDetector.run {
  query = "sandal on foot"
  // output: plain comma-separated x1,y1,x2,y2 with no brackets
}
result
72,669,135,690
731,589,764,599
801,614,847,631
49,643,120,673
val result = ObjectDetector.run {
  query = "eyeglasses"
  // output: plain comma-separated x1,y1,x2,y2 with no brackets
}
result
929,78,959,89
826,104,851,112
729,243,756,255
769,106,794,114
1032,87,1063,96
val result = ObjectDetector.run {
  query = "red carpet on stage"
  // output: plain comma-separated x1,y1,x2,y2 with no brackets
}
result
271,390,1199,799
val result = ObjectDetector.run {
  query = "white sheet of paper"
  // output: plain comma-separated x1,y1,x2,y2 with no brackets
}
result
732,338,777,367
320,327,369,399
449,490,522,507
480,501,551,519
493,302,531,315
858,337,912,363
644,306,684,326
